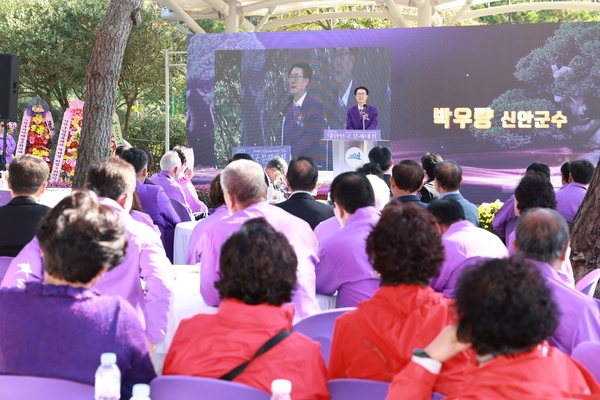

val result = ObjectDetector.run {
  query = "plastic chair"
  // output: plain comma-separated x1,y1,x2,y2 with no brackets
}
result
0,375,94,400
576,269,600,297
170,198,192,222
572,341,600,383
150,375,270,400
291,307,355,365
328,379,445,400
0,255,14,282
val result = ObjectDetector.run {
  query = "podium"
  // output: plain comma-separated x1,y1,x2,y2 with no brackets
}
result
324,129,381,177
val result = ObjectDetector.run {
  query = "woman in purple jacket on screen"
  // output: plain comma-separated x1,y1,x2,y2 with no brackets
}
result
346,86,379,130
0,190,156,399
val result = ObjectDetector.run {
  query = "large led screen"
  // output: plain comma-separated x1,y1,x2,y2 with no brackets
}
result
186,23,600,203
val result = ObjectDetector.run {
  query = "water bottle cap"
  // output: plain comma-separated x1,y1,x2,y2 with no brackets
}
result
271,379,292,394
100,352,117,365
132,383,150,397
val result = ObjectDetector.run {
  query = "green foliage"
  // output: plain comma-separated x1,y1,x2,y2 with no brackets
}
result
213,51,241,166
470,5,600,25
271,6,394,31
470,89,563,147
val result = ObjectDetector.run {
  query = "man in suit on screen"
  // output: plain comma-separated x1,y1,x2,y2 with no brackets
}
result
282,62,325,167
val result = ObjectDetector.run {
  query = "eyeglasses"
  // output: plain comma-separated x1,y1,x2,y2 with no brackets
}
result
288,74,306,82
356,93,367,96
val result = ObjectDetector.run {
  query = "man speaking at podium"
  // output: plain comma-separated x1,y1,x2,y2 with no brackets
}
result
346,87,378,130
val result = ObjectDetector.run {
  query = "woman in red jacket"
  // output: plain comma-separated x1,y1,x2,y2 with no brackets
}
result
387,257,600,400
163,217,329,400
328,202,469,395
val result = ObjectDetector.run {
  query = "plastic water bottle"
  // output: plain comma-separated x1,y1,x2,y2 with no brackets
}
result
129,383,151,400
95,352,121,400
270,379,292,400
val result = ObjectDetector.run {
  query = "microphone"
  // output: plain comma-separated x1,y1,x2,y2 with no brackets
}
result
279,96,294,117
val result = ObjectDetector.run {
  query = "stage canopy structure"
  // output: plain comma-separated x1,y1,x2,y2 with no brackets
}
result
157,0,600,33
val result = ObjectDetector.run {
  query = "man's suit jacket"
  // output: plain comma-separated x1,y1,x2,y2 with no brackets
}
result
393,194,426,207
441,192,479,227
0,196,50,257
275,192,334,231
346,104,379,130
283,95,325,166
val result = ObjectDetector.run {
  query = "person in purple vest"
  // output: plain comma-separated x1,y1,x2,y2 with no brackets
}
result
514,208,600,355
315,171,381,308
427,198,508,298
346,86,379,131
0,190,155,399
198,159,320,322
121,147,181,262
152,151,193,216
1,158,175,350
555,158,595,224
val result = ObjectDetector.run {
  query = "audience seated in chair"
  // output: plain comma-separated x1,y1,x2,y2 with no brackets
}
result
164,218,330,400
172,145,208,214
555,158,595,224
198,159,320,321
1,157,175,349
0,155,51,257
315,172,381,307
419,152,442,204
427,198,507,298
0,190,156,399
151,151,194,215
275,156,334,230
433,160,478,226
390,160,427,207
368,145,392,192
387,257,600,399
328,202,469,395
186,173,230,265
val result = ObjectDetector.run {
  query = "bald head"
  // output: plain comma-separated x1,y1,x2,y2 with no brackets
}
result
287,156,318,192
434,160,462,192
515,208,569,264
220,160,267,206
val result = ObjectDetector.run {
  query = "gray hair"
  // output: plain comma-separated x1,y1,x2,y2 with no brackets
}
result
515,208,570,264
366,174,390,211
159,151,181,173
221,160,267,204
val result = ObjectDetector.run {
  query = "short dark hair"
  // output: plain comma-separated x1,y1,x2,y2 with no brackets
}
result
120,147,148,175
8,155,49,195
85,157,136,201
434,160,462,192
367,202,445,286
115,145,130,157
215,218,297,306
421,152,443,180
391,160,424,193
330,171,374,214
427,198,466,225
514,173,556,213
266,157,287,175
560,161,570,183
228,153,254,164
368,146,392,171
288,62,313,83
138,146,154,174
172,146,188,165
455,257,559,356
209,173,225,208
354,86,369,95
356,162,383,178
569,159,595,184
37,190,127,284
287,156,318,192
515,208,569,263
525,162,551,180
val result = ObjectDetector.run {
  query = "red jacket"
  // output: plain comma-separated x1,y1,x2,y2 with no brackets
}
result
163,299,330,400
387,343,600,399
328,285,469,394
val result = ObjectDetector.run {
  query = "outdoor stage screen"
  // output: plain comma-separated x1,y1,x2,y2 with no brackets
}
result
186,22,600,203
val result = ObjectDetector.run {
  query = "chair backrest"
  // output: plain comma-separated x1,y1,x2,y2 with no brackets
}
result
0,375,94,400
0,255,14,282
328,379,445,400
291,307,355,365
572,341,600,383
150,375,270,400
576,269,600,297
170,198,192,222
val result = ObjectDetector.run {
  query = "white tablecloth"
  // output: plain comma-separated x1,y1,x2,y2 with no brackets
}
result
173,221,200,265
0,188,71,207
151,264,337,375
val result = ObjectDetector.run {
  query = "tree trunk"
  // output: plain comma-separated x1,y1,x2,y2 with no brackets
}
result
72,0,142,188
570,158,600,283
